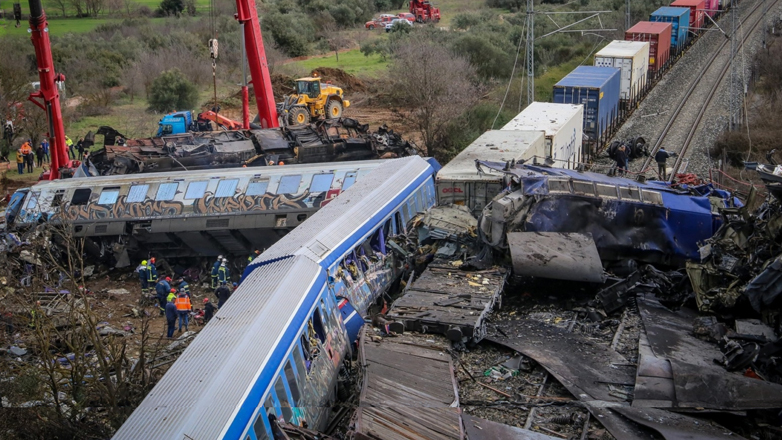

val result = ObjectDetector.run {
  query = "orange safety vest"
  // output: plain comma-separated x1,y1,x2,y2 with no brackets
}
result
174,296,191,311
20,143,31,155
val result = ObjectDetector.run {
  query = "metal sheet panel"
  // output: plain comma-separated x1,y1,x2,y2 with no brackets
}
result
507,232,605,282
500,103,584,168
112,256,326,440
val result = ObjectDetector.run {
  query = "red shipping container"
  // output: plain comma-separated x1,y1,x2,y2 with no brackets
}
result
671,0,705,30
704,0,718,17
625,21,673,72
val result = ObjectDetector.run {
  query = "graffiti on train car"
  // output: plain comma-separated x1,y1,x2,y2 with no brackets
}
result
63,196,185,221
192,191,310,214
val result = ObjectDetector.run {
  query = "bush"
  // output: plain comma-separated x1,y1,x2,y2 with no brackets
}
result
263,12,315,57
159,0,184,16
147,68,199,113
451,34,512,80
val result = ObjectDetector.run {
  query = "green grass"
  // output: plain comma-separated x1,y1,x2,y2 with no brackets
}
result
291,49,389,78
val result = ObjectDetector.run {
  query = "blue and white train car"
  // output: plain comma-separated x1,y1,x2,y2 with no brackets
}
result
112,155,439,440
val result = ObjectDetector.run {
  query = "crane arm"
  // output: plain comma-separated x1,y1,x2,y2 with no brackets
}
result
234,0,279,129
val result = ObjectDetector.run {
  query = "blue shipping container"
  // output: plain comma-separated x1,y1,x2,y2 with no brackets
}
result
553,66,621,142
650,7,690,51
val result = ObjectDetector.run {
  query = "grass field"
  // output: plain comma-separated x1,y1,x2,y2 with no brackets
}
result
290,49,389,78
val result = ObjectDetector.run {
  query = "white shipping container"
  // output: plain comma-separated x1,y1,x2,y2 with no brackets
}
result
437,130,545,214
594,40,650,101
501,102,584,169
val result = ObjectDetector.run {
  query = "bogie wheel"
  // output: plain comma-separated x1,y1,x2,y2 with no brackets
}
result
326,100,343,119
288,107,310,126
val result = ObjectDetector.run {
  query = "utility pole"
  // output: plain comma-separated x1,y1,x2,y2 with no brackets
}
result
625,0,631,31
526,0,535,105
762,0,768,49
729,0,737,130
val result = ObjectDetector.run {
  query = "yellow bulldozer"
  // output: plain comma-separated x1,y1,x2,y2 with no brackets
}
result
279,74,350,126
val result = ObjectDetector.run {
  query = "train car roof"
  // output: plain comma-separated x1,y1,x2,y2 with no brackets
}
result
112,256,326,440
25,159,389,191
251,155,434,270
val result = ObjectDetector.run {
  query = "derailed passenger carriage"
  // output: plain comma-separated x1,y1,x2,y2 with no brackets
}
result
112,156,439,440
6,160,391,264
478,161,741,267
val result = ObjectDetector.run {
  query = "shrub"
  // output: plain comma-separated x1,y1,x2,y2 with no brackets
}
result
147,68,199,113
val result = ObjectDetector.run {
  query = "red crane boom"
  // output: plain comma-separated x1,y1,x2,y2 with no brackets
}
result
234,0,279,128
27,0,68,180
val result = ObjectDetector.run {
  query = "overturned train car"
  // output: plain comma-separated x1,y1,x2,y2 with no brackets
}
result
478,161,741,267
6,160,389,265
87,118,416,175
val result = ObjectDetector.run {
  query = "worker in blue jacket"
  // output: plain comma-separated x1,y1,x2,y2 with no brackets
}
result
147,258,158,284
155,277,171,315
211,255,223,288
165,298,178,338
218,258,230,284
176,277,190,297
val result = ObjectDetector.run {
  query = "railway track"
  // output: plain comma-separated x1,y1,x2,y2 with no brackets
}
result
637,0,777,181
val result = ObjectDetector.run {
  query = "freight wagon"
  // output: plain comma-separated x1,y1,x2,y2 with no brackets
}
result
553,66,621,155
650,7,691,52
672,0,706,33
500,102,584,169
436,130,545,214
594,40,650,105
625,21,672,76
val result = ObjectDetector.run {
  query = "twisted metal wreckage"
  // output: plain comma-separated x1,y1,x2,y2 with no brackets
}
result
84,118,416,175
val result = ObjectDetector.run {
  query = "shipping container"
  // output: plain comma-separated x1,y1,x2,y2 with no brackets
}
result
594,40,650,102
625,21,672,73
436,130,545,213
501,102,584,169
704,0,719,17
553,66,621,145
671,0,706,31
650,7,690,51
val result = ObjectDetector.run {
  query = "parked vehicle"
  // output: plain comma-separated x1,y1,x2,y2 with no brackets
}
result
409,0,440,23
385,18,413,32
397,12,415,23
365,14,395,30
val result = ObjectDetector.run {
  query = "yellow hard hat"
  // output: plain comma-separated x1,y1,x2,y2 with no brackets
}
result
141,260,148,265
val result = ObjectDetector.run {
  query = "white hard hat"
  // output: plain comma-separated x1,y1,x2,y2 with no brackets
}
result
222,258,228,263
217,255,223,260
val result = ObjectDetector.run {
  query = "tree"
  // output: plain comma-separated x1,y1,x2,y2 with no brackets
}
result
158,0,184,16
147,68,199,113
46,0,71,17
388,39,480,160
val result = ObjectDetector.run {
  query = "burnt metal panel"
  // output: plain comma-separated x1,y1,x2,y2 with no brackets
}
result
462,414,560,440
507,232,605,282
612,407,746,440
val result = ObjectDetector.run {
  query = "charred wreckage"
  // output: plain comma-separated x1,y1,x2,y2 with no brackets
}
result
84,117,416,175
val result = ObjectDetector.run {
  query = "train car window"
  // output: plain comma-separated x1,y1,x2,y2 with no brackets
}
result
185,181,208,199
401,202,409,222
292,344,308,380
253,413,270,440
247,181,270,196
71,188,91,206
300,333,313,371
342,172,356,191
312,309,326,344
127,184,149,203
26,192,39,210
277,175,302,194
216,179,239,198
283,360,301,402
52,190,65,207
310,174,334,193
98,188,120,205
155,183,179,201
274,376,294,422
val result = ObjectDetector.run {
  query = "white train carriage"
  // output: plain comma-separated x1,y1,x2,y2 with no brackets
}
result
112,156,439,440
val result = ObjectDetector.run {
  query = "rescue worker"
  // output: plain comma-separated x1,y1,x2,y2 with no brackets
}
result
655,148,678,180
248,249,260,264
138,260,150,298
615,145,629,177
165,297,178,338
176,277,190,297
65,135,74,159
41,139,49,163
203,297,216,323
167,288,177,305
76,137,85,160
175,292,192,332
215,282,231,309
218,258,230,285
211,255,223,288
147,258,158,284
16,148,24,174
155,277,171,315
